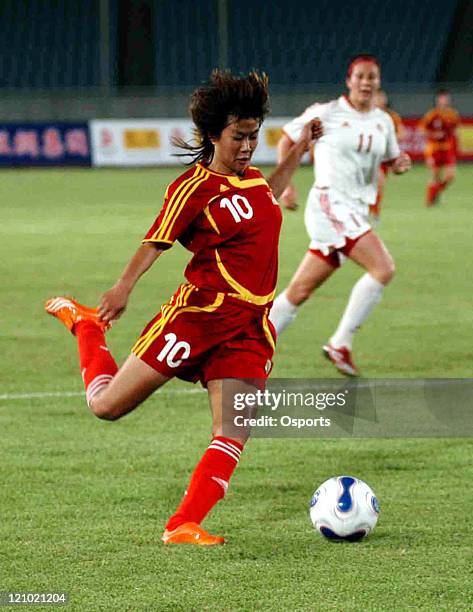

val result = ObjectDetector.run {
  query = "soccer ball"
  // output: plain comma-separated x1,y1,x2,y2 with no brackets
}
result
309,476,380,541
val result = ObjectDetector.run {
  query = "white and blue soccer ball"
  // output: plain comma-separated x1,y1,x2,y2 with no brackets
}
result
309,476,380,542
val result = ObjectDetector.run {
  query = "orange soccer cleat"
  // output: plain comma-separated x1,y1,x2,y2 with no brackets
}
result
322,344,359,377
45,296,110,335
161,522,225,546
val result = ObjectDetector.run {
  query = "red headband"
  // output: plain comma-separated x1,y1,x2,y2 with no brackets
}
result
347,57,380,78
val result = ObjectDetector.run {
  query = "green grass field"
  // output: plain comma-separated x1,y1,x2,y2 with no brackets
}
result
1,165,472,611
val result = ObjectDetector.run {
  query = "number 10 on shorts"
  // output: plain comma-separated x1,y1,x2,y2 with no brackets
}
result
157,333,191,368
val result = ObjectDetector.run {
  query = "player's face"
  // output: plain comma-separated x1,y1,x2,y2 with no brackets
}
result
436,93,451,108
346,63,381,108
210,117,260,175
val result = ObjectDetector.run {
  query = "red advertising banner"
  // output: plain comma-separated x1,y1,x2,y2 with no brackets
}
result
401,117,473,162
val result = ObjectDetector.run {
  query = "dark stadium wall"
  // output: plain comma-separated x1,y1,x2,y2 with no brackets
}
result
1,0,473,121
117,0,156,87
0,0,459,91
436,0,473,82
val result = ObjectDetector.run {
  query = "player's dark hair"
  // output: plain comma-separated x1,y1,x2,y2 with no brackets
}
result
347,54,380,78
174,69,270,165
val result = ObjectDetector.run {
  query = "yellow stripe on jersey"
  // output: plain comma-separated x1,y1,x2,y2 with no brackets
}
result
131,303,172,357
149,166,210,243
215,249,275,306
132,284,193,357
131,301,175,357
162,168,210,242
132,285,192,358
132,284,224,359
142,237,174,245
262,310,276,352
207,193,221,205
166,291,224,325
198,164,267,190
226,176,268,189
151,168,204,242
203,205,220,234
148,168,202,241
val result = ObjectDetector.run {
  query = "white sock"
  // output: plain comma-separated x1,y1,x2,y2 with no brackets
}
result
269,290,298,336
329,273,384,350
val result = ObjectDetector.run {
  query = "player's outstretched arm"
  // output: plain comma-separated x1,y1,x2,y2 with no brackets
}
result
277,135,298,210
268,119,322,199
98,243,163,323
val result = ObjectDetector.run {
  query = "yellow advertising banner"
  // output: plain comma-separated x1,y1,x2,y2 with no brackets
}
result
457,124,473,154
123,129,161,149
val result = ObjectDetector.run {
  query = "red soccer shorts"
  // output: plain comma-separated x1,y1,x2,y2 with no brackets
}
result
425,148,456,168
131,283,275,385
309,230,371,269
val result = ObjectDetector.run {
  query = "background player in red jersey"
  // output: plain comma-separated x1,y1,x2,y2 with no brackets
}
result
45,71,320,546
370,89,405,221
420,89,460,206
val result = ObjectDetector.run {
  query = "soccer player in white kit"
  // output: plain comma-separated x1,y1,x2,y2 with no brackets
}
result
269,55,411,376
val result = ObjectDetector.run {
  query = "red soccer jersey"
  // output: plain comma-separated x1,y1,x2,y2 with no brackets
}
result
143,163,282,308
420,107,459,153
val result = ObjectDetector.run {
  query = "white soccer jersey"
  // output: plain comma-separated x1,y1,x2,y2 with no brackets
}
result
283,95,401,205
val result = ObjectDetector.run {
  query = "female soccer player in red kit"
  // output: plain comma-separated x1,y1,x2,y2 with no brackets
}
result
420,89,459,206
45,71,320,545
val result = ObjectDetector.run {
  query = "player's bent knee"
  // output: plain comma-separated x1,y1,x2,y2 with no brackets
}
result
379,261,396,285
89,396,122,421
370,260,395,285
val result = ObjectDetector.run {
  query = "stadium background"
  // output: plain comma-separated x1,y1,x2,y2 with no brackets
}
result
1,0,473,167
2,2,473,611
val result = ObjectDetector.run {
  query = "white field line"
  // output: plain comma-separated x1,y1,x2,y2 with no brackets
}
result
0,379,466,402
0,388,205,401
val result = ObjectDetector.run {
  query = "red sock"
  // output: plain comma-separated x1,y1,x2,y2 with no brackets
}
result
166,436,244,531
75,321,118,406
427,182,441,205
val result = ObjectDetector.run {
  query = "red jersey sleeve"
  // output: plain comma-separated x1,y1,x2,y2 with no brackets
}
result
419,109,435,131
143,165,211,250
450,109,460,129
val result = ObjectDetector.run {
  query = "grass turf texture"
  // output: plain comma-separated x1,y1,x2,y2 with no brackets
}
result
1,165,472,611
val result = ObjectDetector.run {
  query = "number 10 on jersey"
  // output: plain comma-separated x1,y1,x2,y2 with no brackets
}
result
220,194,253,223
